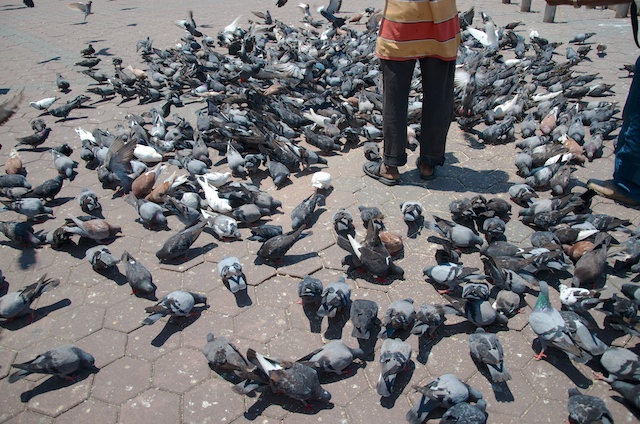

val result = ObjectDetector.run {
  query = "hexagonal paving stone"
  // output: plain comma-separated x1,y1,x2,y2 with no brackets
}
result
2,410,53,424
206,286,250,317
255,275,299,309
426,332,480,382
92,356,152,406
126,323,181,361
119,388,181,424
0,317,53,352
267,328,323,361
103,295,148,333
75,328,126,369
346,387,412,424
282,406,351,424
182,261,218,294
83,283,132,309
182,377,246,424
55,399,119,424
0,375,30,421
321,366,370,408
0,345,18,379
234,305,289,344
522,354,594,403
26,374,94,417
519,398,567,423
49,304,105,342
467,369,536,418
181,311,234,351
153,347,211,393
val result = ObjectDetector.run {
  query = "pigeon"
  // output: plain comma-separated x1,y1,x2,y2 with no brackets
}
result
558,284,603,313
406,374,483,424
85,245,120,270
341,219,404,278
621,283,640,304
290,190,325,230
426,216,484,248
400,201,423,222
377,338,412,397
567,387,613,424
68,1,92,22
56,73,70,92
201,210,240,240
155,220,206,262
572,232,611,288
311,172,332,190
598,293,640,336
63,215,121,242
8,345,98,383
125,194,168,230
217,256,246,293
142,290,207,325
462,282,508,327
350,298,379,339
439,399,487,424
529,281,591,363
378,298,415,339
248,224,283,242
0,89,23,127
411,303,460,338
5,149,24,175
610,380,640,411
203,332,249,371
297,340,364,375
492,289,522,317
246,348,331,406
569,32,596,44
0,220,42,246
423,263,483,293
317,276,351,318
1,198,53,218
256,224,307,262
76,188,101,214
121,251,156,297
51,149,78,179
297,275,323,304
468,328,511,382
559,310,608,357
332,208,355,237
30,96,58,111
0,274,60,320
598,347,640,382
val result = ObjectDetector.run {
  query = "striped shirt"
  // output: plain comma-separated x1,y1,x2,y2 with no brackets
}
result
375,0,461,61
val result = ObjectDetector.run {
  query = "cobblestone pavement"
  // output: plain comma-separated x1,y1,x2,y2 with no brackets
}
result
0,0,639,423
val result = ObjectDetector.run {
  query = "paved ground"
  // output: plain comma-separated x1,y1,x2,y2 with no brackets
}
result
0,0,639,423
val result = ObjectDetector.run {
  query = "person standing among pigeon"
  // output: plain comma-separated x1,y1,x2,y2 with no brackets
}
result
363,0,461,185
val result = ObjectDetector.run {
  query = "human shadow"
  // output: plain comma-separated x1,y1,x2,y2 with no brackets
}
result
19,367,97,402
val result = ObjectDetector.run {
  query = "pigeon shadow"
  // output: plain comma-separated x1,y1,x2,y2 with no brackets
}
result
0,299,71,330
232,287,253,308
406,217,424,239
244,390,334,419
37,57,61,64
302,301,323,333
318,361,367,385
95,267,127,286
357,321,382,361
150,309,206,347
17,248,37,270
94,48,114,57
531,340,593,389
46,196,74,208
611,394,640,419
416,334,440,365
380,360,415,409
19,368,97,403
257,251,319,268
491,380,515,403
324,308,350,340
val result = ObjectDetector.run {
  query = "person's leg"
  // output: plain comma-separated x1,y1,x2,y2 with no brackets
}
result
381,58,415,168
417,58,456,173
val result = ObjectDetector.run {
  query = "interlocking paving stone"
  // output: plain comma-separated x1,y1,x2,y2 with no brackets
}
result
92,357,152,406
153,347,211,393
119,388,180,424
55,399,119,424
182,377,246,424
74,328,126,369
26,374,94,418
3,410,53,424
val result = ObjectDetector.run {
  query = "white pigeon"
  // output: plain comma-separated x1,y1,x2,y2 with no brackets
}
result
30,97,58,110
311,172,332,189
196,175,232,213
134,144,163,163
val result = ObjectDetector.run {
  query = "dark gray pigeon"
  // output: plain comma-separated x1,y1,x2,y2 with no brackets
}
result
246,348,331,406
142,290,207,325
350,298,379,339
291,190,325,230
77,187,101,214
439,399,487,423
257,224,306,262
298,275,323,304
297,340,364,375
121,251,156,297
462,282,508,327
332,208,355,238
217,256,246,293
406,373,484,424
377,338,412,397
8,345,98,383
23,175,64,201
317,276,351,318
567,387,613,424
378,298,415,339
85,245,120,270
156,220,206,262
400,201,423,223
0,220,42,246
203,332,249,371
0,274,60,320
468,328,511,383
125,194,168,230
426,215,484,248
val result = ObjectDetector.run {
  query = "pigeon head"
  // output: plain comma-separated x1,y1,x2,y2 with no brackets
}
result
315,388,332,402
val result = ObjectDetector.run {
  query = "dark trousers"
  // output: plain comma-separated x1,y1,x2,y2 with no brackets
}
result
614,55,640,200
380,57,456,168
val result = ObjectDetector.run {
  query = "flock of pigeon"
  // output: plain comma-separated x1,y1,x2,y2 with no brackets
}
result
0,1,639,423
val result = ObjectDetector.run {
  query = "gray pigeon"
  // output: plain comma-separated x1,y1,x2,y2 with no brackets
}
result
232,204,262,226
492,289,522,317
142,290,207,325
567,387,613,424
610,380,640,410
8,345,99,383
0,274,60,320
462,283,508,327
400,201,423,222
63,215,121,242
77,187,101,214
202,210,241,240
257,224,306,262
226,141,247,177
203,332,249,371
297,275,323,304
598,347,640,382
85,245,120,270
529,281,591,363
156,220,206,262
377,338,412,397
124,194,168,229
1,198,53,218
350,298,379,339
291,190,325,230
217,256,246,293
121,251,156,297
246,348,331,406
426,215,484,248
0,220,42,246
468,328,511,383
317,277,351,318
378,298,415,339
332,208,355,238
297,340,364,375
51,149,78,179
406,374,483,424
559,310,608,358
440,399,487,423
423,263,483,293
411,303,460,338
